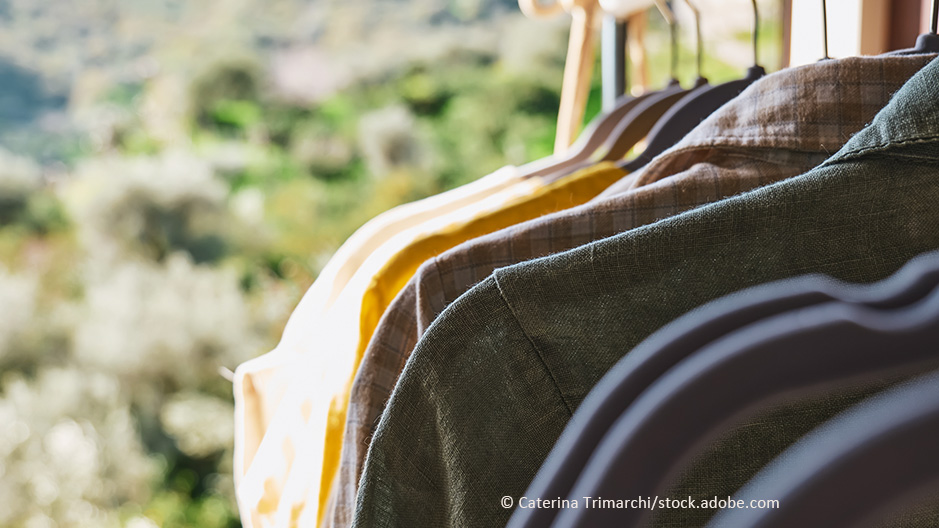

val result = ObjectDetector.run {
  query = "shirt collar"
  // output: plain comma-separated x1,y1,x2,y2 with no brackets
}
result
831,54,939,161
670,54,937,155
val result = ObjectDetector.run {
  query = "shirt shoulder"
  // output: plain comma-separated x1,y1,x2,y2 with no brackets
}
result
355,275,572,526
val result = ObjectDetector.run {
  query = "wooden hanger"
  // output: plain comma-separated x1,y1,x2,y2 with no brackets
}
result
553,0,602,155
619,0,765,172
594,2,694,163
596,80,692,162
517,2,671,181
534,2,695,180
516,0,603,156
521,91,654,180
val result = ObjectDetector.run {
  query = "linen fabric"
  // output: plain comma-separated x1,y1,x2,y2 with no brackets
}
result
232,165,522,527
510,248,939,528
324,54,936,528
238,161,626,528
233,165,521,476
239,173,549,528
232,165,523,527
556,294,939,528
351,56,939,528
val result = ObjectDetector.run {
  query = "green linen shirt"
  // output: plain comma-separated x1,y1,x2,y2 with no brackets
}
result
352,56,939,528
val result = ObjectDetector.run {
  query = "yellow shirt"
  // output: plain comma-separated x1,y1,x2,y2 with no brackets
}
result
233,166,522,527
240,163,627,528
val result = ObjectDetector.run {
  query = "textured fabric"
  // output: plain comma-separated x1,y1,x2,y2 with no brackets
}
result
314,162,624,522
238,174,548,528
351,56,939,528
324,54,937,528
508,249,939,528
596,50,930,198
238,162,625,528
231,165,521,527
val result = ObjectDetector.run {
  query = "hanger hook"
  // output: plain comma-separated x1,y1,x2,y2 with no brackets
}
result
684,0,703,80
821,0,830,59
668,4,678,80
751,0,759,66
932,0,938,35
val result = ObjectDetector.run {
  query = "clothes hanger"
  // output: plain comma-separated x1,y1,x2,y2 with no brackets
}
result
520,92,653,180
887,0,939,55
516,1,663,180
707,371,939,528
507,251,939,528
534,2,696,182
554,283,939,528
518,0,606,156
553,0,602,155
594,3,700,163
618,0,765,172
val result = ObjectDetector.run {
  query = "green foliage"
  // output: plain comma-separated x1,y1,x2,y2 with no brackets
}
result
145,485,239,528
21,192,70,235
191,59,263,132
118,129,165,156
209,100,263,131
105,83,145,108
0,2,782,526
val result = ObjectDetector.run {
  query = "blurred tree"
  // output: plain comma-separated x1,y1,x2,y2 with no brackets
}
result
190,58,263,134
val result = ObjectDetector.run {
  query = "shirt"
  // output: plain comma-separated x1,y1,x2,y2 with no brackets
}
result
239,172,549,528
326,53,937,528
239,162,626,528
233,165,523,527
232,166,521,480
351,55,939,528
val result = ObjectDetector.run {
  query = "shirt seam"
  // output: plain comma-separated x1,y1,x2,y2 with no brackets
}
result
675,146,830,166
831,134,939,162
492,273,575,417
424,256,449,327
643,143,839,178
663,137,865,155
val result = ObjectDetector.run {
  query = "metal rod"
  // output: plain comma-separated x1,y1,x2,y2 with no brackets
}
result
932,0,938,35
669,9,678,80
601,15,627,110
684,0,703,79
622,21,629,93
821,0,830,59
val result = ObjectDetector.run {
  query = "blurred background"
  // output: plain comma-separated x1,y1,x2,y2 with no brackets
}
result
0,1,781,526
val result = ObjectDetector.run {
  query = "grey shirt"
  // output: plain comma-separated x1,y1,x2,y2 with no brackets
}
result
352,56,939,528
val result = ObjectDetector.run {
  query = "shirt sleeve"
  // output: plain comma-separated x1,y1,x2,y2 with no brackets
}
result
352,276,573,528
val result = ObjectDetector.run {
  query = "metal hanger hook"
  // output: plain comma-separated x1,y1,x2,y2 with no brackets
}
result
931,0,938,35
821,0,830,59
751,0,760,66
667,3,679,80
683,0,703,79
